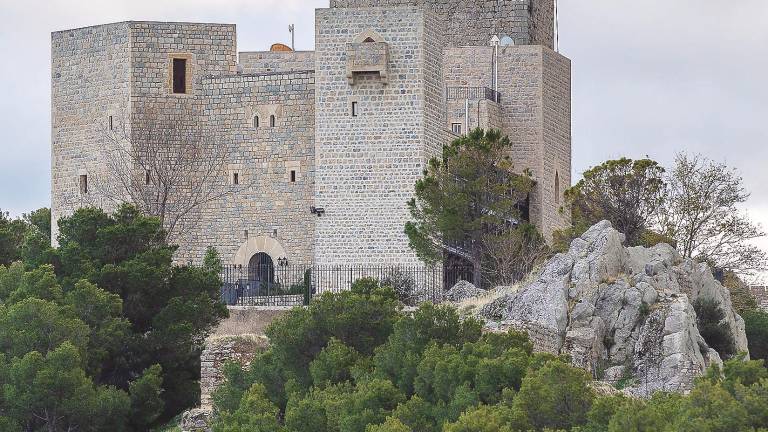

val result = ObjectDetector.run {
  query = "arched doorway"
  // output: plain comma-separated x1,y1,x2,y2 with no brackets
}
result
248,252,275,289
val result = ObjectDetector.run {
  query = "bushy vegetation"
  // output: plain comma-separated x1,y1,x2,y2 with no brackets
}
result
211,278,768,432
0,205,227,431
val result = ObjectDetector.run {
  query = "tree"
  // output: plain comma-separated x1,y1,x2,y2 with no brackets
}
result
563,158,666,246
43,205,227,423
482,222,550,286
658,153,767,276
100,106,237,243
0,209,29,266
693,298,736,359
743,310,768,368
405,129,535,285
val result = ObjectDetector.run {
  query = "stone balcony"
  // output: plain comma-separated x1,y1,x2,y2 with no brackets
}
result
346,41,389,84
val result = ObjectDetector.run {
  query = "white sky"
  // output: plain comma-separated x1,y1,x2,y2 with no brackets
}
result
1,0,767,269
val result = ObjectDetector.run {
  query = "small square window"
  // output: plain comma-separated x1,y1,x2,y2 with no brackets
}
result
451,123,462,135
351,101,358,117
290,170,296,183
172,58,187,94
79,175,88,194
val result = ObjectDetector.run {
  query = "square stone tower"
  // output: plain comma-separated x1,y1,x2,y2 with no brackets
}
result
313,6,445,265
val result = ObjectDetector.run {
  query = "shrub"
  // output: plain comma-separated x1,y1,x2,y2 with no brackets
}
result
693,298,736,359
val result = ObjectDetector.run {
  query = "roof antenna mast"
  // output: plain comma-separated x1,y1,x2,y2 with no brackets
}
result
289,24,295,51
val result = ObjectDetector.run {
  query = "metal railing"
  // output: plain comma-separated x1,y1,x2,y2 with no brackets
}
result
446,86,501,103
219,264,475,307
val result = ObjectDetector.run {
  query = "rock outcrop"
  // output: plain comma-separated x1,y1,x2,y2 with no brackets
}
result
446,280,485,302
480,221,749,397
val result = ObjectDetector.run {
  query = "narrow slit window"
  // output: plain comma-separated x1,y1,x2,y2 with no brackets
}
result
233,172,239,185
269,115,276,127
79,175,88,194
290,170,296,183
253,116,259,128
555,171,561,204
451,123,462,135
145,170,151,185
172,58,187,94
108,115,113,131
351,101,358,117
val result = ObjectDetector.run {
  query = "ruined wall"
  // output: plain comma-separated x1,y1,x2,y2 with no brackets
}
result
239,51,315,74
51,23,132,243
184,71,316,265
314,6,443,265
329,0,554,49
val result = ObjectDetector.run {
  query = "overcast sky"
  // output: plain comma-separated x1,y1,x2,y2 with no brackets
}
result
1,0,767,262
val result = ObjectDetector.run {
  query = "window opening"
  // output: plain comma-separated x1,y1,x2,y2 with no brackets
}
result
290,170,296,183
172,58,187,94
352,101,358,117
79,175,88,194
451,123,462,135
270,115,276,127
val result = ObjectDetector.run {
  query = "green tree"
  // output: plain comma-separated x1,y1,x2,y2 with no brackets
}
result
512,360,595,431
693,298,736,359
213,384,285,432
310,339,361,388
442,404,514,432
405,128,535,285
0,209,29,266
2,342,131,432
41,205,227,423
743,310,768,368
562,158,666,246
365,417,411,432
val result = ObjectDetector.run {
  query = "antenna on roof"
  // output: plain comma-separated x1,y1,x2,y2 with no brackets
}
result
289,24,295,51
554,0,560,52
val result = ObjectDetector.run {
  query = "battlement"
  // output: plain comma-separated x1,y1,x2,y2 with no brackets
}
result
329,0,554,48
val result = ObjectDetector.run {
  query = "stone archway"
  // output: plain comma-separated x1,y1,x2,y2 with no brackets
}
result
232,236,288,268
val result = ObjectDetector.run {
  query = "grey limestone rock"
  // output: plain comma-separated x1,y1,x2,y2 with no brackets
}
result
445,280,485,302
480,221,749,397
180,408,212,432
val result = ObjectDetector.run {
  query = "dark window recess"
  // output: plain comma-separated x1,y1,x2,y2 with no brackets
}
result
363,37,376,43
290,170,296,183
233,172,239,185
145,171,151,185
270,115,276,127
254,116,259,128
79,175,88,194
172,58,187,94
451,123,462,135
108,116,113,130
351,101,358,117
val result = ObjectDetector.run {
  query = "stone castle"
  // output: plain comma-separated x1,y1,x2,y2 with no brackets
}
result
51,0,571,269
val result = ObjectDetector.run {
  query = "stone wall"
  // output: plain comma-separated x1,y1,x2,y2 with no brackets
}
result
239,51,315,74
51,22,132,243
752,286,768,312
183,71,316,265
313,6,443,265
329,0,554,49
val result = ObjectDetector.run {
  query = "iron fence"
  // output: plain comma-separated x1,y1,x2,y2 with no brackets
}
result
219,264,475,307
446,86,501,103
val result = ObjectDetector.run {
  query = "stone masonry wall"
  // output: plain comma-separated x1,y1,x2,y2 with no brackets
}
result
314,6,443,265
541,47,571,238
51,23,132,244
184,71,316,265
239,51,315,74
330,0,553,49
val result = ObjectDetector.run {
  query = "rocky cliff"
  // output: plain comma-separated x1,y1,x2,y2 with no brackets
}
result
479,221,749,396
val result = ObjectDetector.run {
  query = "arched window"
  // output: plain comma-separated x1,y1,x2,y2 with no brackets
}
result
270,115,276,127
555,171,561,205
253,115,259,128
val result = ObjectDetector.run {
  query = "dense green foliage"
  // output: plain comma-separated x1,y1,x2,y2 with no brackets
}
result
211,279,768,431
693,298,737,359
405,129,539,286
0,207,51,266
0,205,227,431
744,310,768,368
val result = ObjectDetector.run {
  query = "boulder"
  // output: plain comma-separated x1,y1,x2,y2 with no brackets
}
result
180,408,212,432
445,280,485,302
479,221,749,397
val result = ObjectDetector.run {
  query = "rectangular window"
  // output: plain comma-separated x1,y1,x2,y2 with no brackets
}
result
109,116,113,131
172,58,187,94
79,175,88,194
145,170,151,185
451,123,462,135
290,170,296,183
233,172,239,185
351,101,358,117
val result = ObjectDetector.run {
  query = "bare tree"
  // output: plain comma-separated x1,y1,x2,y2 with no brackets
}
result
100,105,235,243
481,223,550,287
657,153,767,277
